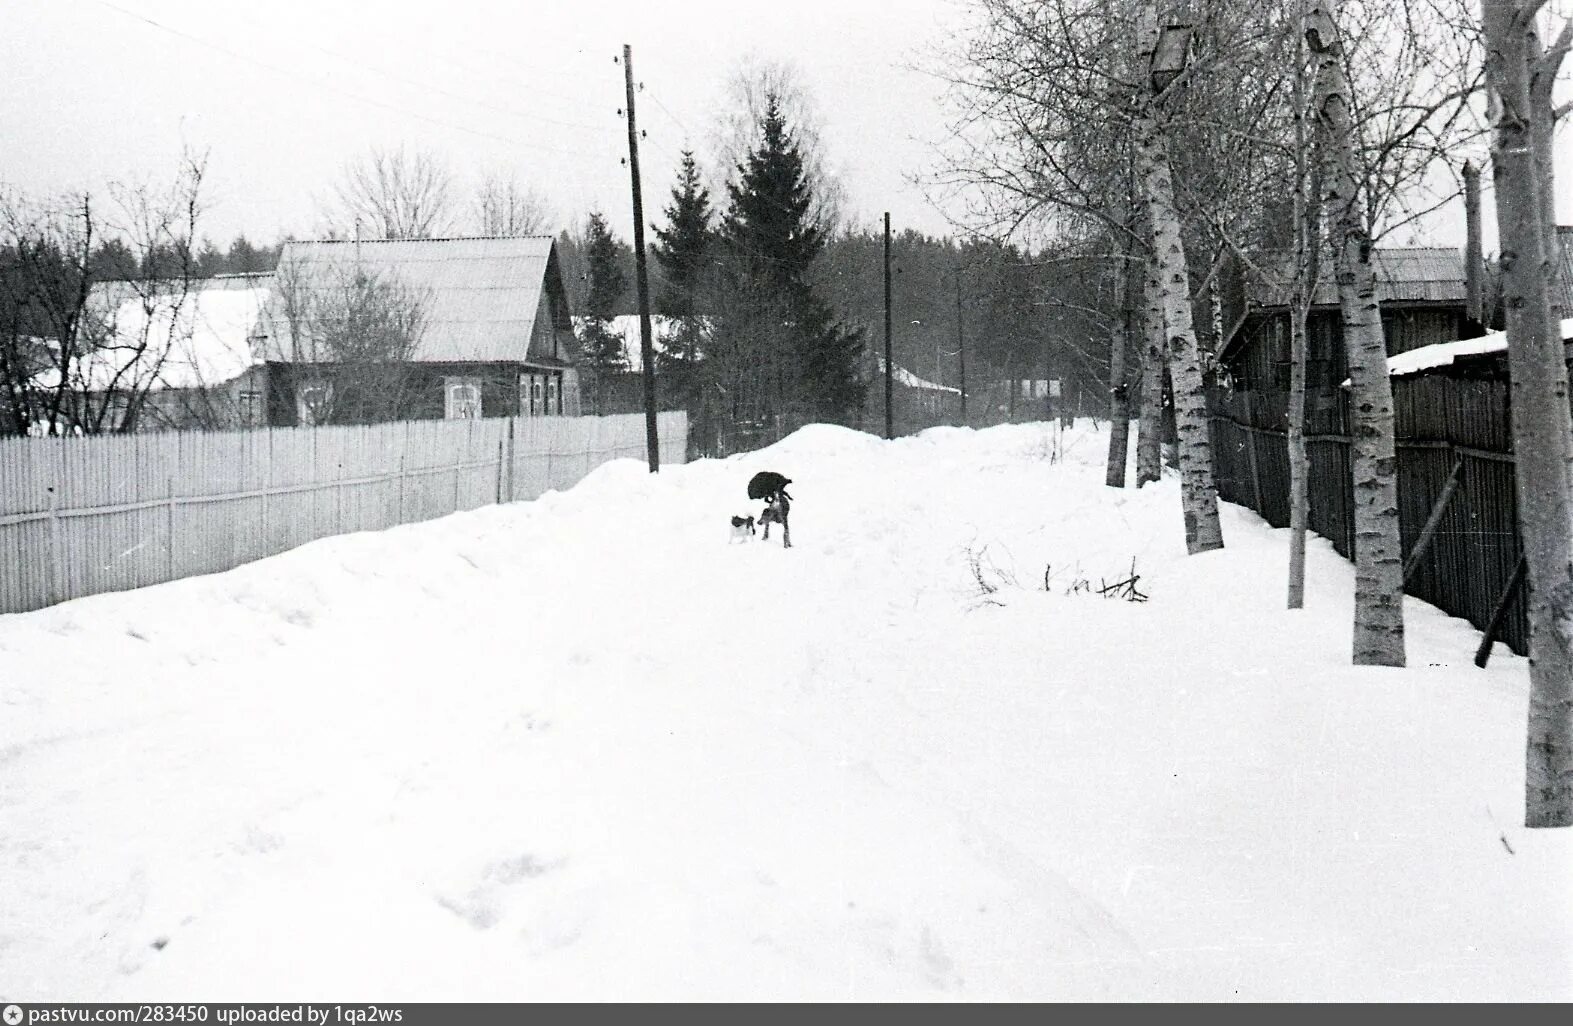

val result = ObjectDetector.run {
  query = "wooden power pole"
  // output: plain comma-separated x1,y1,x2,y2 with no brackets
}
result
955,267,967,422
622,43,659,473
884,212,893,440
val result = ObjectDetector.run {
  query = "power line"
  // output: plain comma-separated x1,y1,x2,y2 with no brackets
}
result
644,89,699,145
86,0,621,163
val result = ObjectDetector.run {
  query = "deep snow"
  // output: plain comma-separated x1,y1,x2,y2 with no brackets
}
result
1,421,1568,1001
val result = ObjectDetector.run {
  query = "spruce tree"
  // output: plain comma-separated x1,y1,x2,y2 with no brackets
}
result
722,96,823,291
581,211,628,372
652,152,714,401
653,151,713,318
720,95,863,424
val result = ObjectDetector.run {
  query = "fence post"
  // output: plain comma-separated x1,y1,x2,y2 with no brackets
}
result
397,424,408,525
260,430,271,558
166,469,177,581
45,472,63,607
499,418,514,505
453,422,464,514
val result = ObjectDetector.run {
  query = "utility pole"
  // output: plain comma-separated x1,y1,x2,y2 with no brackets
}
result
884,212,893,440
622,43,659,473
955,267,967,423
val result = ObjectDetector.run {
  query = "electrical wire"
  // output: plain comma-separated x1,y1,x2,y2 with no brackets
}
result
85,0,622,163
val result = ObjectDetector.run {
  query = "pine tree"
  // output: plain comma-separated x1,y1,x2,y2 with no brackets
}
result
581,211,628,372
719,95,863,424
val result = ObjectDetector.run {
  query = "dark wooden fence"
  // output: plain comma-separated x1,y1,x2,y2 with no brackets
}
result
1209,376,1529,654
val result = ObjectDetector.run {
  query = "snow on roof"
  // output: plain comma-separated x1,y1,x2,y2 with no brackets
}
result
262,236,565,365
1384,317,1573,378
877,356,961,394
68,282,269,392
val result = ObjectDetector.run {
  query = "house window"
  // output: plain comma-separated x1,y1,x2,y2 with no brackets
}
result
105,393,131,431
445,377,483,420
532,376,544,416
546,375,560,415
297,380,332,426
238,390,262,426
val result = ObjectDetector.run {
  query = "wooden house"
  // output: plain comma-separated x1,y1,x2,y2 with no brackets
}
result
253,236,581,426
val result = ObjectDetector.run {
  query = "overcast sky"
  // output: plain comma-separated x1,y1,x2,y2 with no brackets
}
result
3,0,1568,252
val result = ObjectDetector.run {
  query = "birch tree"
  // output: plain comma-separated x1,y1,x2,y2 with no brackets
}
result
1307,2,1406,666
1135,4,1223,552
472,173,553,237
1288,3,1323,610
1481,0,1573,828
324,146,455,241
1136,242,1166,486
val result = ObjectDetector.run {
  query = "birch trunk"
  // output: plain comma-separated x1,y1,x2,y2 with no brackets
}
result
1136,244,1166,487
1106,256,1132,488
1308,2,1405,666
1287,279,1312,609
1483,0,1573,829
1528,29,1561,292
1288,2,1318,611
1135,101,1223,552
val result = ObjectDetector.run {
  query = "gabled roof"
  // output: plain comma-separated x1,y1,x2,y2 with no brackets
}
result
1241,247,1467,309
258,236,571,365
69,280,269,391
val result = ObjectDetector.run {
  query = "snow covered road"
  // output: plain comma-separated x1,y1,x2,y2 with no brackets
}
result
2,422,1568,1000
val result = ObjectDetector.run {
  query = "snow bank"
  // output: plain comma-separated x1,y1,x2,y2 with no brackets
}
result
0,420,1567,1001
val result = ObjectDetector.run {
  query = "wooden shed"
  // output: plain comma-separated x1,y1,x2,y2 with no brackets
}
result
1217,246,1473,408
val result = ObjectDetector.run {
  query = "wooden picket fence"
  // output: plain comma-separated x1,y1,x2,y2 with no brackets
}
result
0,411,687,615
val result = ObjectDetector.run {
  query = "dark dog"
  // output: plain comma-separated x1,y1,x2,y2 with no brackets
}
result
729,514,756,543
748,471,793,548
748,471,792,504
759,493,791,548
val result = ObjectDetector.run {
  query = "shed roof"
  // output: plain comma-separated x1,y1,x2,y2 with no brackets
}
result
258,236,570,365
1242,246,1467,308
1383,317,1573,378
876,356,960,394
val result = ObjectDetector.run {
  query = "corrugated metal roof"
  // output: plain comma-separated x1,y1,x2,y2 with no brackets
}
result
1246,246,1467,308
259,236,561,364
